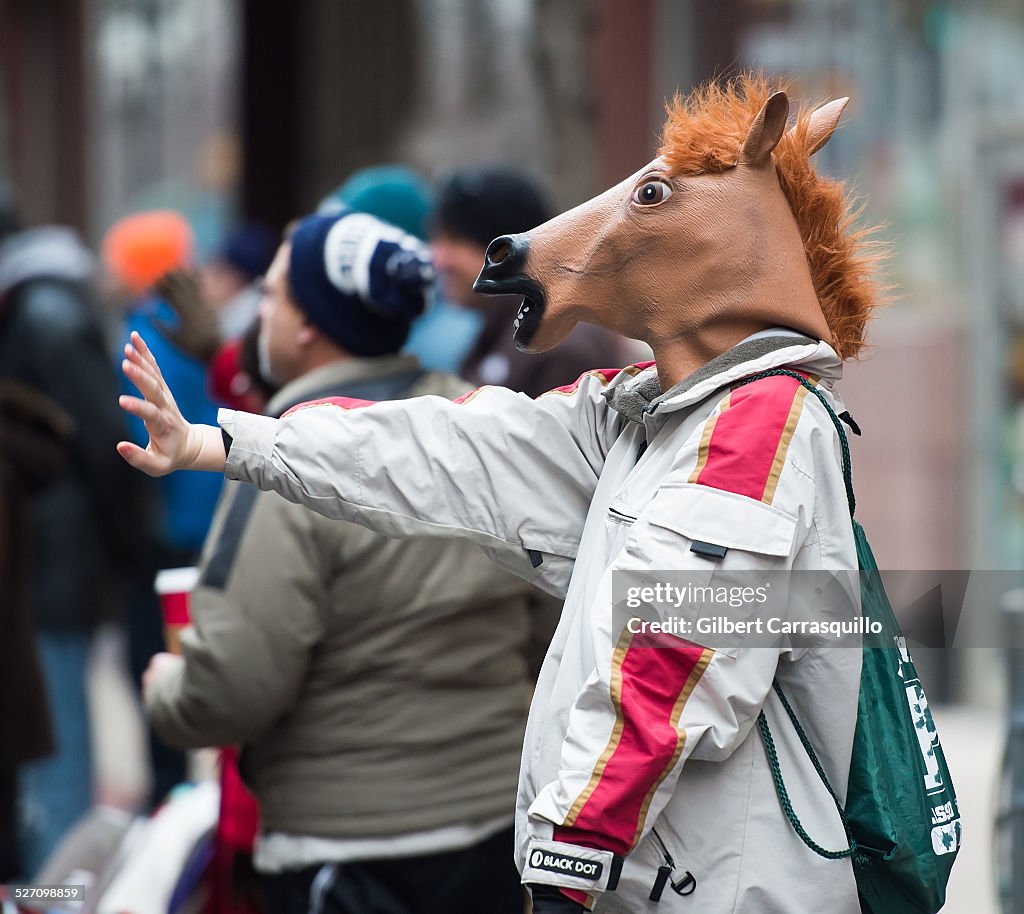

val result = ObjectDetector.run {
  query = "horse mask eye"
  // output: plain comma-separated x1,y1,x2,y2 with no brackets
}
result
633,179,673,206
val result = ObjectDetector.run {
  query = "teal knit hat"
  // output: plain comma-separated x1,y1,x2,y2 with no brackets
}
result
318,165,434,241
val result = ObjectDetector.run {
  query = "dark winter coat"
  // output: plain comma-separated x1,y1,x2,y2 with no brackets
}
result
0,227,145,631
0,379,70,768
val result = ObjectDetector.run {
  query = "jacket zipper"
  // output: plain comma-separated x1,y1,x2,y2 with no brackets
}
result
649,827,697,901
607,506,637,526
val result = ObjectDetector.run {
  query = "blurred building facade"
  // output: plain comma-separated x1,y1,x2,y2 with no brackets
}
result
4,0,1024,702
1,0,238,253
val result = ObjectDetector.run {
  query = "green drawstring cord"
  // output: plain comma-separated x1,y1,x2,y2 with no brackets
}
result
733,369,868,864
756,684,858,861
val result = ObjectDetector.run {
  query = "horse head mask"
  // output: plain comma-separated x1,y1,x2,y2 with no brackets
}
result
474,74,884,388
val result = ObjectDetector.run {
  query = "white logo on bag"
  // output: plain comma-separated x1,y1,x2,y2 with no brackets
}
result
896,637,945,791
931,821,961,856
530,850,544,868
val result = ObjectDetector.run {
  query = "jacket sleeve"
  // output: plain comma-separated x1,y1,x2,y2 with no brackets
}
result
220,369,627,596
145,480,330,749
519,379,832,902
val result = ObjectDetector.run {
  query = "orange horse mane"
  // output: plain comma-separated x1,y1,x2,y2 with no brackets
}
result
658,73,886,359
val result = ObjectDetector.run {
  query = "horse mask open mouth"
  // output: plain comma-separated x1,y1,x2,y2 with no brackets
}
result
472,234,548,351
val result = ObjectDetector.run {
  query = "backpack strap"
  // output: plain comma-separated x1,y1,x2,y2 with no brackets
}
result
731,368,861,861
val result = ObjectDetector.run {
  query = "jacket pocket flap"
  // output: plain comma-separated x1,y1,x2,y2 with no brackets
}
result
647,484,798,557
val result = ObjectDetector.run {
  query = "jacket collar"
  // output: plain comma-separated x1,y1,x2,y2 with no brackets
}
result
267,353,422,416
604,331,843,424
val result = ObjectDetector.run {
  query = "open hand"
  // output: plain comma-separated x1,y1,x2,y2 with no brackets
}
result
118,331,211,476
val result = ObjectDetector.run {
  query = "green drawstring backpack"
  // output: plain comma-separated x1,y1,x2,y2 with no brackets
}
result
737,369,961,914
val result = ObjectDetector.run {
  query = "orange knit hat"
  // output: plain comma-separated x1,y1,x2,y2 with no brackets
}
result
102,210,194,295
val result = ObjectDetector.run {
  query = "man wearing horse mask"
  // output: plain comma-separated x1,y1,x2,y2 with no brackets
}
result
118,76,882,913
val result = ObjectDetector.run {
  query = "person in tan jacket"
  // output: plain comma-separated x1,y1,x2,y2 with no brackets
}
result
143,210,558,914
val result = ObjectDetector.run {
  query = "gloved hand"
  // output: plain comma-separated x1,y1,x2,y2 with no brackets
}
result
153,270,223,364
528,884,586,913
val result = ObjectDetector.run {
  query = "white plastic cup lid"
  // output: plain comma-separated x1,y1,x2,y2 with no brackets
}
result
154,566,201,595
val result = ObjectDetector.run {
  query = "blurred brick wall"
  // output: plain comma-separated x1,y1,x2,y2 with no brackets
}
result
1,0,88,230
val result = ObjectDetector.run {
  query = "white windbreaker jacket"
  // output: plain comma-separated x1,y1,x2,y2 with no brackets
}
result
219,331,863,913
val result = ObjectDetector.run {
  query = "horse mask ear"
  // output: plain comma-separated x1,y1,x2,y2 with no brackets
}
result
738,91,789,167
798,96,850,155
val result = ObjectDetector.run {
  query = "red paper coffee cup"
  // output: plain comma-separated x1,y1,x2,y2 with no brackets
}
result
155,566,200,655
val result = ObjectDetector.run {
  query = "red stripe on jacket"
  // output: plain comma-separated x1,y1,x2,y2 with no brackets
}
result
281,396,378,417
554,631,711,856
544,363,655,397
694,372,806,502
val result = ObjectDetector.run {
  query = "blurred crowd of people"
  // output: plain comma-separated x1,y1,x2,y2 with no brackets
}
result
0,163,628,913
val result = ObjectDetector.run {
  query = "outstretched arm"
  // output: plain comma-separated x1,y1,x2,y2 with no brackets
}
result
217,370,629,590
119,332,632,592
117,331,226,475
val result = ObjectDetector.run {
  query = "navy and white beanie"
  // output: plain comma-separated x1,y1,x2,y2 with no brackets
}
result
288,209,435,357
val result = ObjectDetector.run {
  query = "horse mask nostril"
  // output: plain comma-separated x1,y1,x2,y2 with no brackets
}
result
486,237,513,265
475,233,532,295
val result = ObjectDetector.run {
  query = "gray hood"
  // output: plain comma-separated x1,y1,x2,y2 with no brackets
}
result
0,226,95,295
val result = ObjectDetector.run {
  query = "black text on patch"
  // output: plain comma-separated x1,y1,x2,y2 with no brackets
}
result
529,849,604,881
